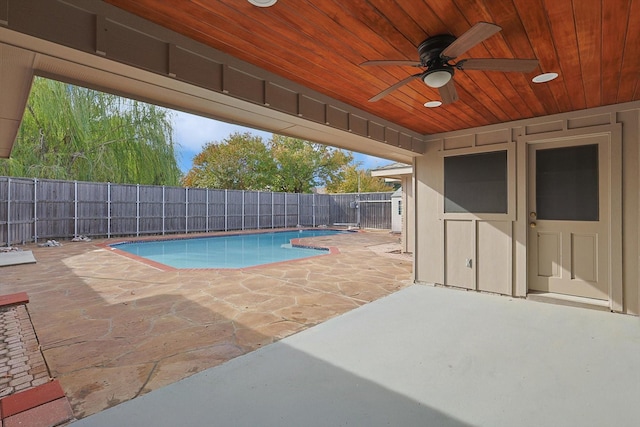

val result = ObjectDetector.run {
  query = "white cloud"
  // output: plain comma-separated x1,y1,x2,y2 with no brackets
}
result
352,153,393,170
172,111,271,151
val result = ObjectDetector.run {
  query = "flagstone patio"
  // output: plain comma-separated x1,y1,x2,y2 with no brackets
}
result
0,229,412,419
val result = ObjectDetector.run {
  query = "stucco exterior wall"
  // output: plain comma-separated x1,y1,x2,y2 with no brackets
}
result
414,101,640,315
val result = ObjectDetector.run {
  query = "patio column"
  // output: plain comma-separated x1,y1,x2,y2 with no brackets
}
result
0,45,35,159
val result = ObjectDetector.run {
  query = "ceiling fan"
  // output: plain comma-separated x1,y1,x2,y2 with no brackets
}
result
362,22,539,104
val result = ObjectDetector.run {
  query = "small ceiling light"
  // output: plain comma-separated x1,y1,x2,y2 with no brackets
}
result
424,101,442,108
248,0,277,6
422,69,453,88
532,72,558,83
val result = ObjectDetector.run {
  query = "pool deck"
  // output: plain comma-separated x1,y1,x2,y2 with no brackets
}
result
0,229,412,420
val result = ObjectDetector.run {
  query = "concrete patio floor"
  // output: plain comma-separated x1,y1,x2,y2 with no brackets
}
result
73,284,640,427
0,230,412,420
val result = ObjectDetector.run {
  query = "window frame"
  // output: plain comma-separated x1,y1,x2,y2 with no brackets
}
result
439,142,516,221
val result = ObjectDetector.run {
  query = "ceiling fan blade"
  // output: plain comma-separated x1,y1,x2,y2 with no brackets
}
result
458,58,539,72
368,73,422,102
441,22,502,60
439,80,459,105
361,60,422,67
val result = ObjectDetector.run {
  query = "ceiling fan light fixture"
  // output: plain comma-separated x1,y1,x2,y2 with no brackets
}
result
248,0,277,7
364,22,536,103
532,72,558,83
424,101,442,108
422,69,453,88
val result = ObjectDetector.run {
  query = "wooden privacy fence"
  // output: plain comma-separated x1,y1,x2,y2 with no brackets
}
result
0,177,392,245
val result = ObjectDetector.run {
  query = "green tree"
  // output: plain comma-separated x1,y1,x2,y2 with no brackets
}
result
0,77,181,185
183,133,352,193
182,132,276,189
325,164,394,193
269,135,352,193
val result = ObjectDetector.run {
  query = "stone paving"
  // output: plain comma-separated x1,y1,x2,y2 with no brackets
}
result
0,229,412,420
0,304,50,397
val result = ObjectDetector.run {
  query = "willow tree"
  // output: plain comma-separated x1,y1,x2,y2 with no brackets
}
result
0,77,181,185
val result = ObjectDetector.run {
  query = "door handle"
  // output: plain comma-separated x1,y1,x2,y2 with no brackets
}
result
529,222,537,228
529,212,537,220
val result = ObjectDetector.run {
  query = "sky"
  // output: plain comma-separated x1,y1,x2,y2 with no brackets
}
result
171,111,393,174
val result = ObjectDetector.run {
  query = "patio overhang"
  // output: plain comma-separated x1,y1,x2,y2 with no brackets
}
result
371,163,413,181
0,0,426,162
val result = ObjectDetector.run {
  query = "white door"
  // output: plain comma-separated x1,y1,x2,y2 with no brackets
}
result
528,135,609,300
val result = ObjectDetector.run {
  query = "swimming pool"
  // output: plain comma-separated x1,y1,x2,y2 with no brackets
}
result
110,229,348,269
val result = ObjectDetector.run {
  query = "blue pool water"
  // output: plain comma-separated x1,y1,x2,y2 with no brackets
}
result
111,229,348,269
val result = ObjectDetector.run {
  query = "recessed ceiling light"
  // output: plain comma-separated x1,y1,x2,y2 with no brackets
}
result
532,72,558,83
424,101,443,108
248,0,277,6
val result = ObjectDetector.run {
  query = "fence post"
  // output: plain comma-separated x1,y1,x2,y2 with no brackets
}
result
74,181,78,238
205,189,209,233
257,191,260,230
136,184,140,237
185,187,189,234
297,193,300,226
312,193,316,228
162,185,165,235
33,178,38,243
6,177,10,246
271,192,274,229
107,182,111,238
241,190,245,230
224,189,228,232
356,193,361,229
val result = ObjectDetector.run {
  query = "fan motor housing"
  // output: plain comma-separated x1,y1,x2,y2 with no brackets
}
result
418,34,457,65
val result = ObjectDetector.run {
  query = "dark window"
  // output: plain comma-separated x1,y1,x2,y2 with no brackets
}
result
536,144,599,221
444,151,508,214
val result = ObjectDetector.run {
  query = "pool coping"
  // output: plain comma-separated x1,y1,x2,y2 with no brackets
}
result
97,228,352,271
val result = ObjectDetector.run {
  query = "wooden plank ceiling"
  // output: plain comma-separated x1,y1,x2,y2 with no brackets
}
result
103,0,639,135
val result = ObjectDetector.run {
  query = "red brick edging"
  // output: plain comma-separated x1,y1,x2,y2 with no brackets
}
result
0,379,65,418
0,293,29,308
0,293,75,426
0,380,74,426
